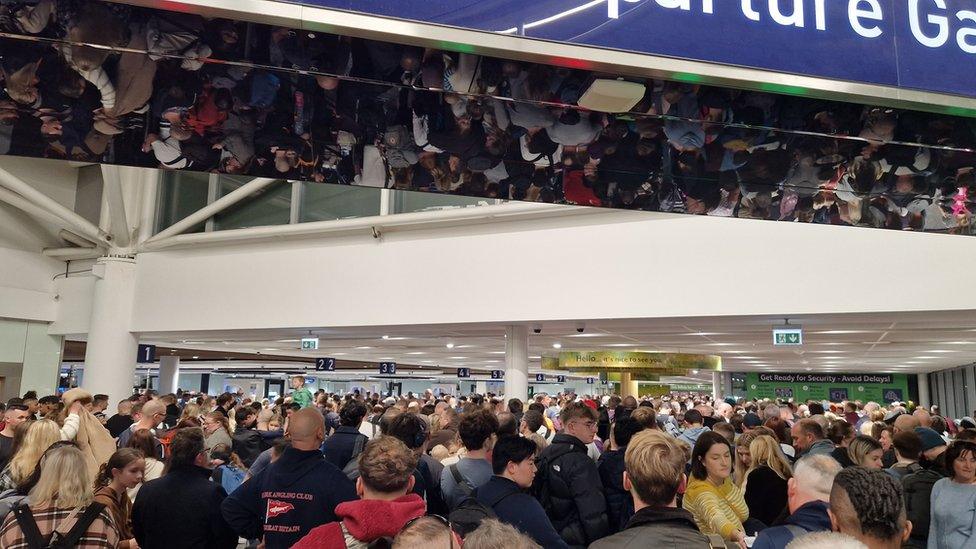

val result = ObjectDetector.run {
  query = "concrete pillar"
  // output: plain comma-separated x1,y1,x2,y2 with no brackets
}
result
504,325,529,402
917,373,930,409
620,372,639,399
712,371,722,401
83,257,138,407
158,356,179,395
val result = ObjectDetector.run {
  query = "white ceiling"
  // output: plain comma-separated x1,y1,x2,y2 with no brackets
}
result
136,309,976,382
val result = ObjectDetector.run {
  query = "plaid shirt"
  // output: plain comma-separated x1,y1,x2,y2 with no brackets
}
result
0,504,119,548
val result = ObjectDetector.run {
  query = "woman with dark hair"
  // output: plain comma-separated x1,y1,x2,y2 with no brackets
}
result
94,448,145,549
763,417,796,461
928,441,976,549
682,431,749,548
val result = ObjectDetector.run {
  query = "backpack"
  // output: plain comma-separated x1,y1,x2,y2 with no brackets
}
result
342,434,368,481
448,488,517,538
532,445,577,515
13,503,106,549
902,467,945,541
448,464,475,500
217,464,245,495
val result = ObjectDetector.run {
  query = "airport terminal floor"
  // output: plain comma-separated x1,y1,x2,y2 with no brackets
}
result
5,0,976,548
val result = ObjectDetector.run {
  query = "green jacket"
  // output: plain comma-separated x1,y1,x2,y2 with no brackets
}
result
292,387,313,408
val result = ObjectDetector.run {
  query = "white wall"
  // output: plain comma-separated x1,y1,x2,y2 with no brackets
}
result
0,247,63,322
132,211,976,333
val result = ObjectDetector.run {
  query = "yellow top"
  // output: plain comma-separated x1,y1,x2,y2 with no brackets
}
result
682,476,749,540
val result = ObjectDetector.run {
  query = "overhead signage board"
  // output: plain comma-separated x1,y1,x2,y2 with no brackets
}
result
586,377,595,384
747,372,909,403
535,374,546,382
379,362,397,375
136,344,156,364
490,370,504,380
773,326,803,346
301,337,319,350
458,368,471,378
557,375,566,383
295,0,976,100
555,352,721,374
315,357,336,371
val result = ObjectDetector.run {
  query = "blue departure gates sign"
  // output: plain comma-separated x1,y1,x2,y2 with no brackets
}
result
296,0,976,99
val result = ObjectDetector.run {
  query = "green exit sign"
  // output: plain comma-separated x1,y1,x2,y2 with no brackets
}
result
773,328,803,346
301,337,319,350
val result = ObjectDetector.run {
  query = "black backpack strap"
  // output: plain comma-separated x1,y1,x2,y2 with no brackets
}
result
12,504,45,549
450,463,473,497
53,503,106,549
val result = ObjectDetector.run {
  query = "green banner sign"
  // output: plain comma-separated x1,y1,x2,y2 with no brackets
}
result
554,351,721,373
746,373,910,403
638,385,672,398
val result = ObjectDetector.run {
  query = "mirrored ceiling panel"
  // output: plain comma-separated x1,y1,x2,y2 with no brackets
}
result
1,0,976,234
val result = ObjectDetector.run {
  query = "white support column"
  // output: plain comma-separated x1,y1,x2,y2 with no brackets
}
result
158,356,180,395
83,257,138,406
712,371,722,401
917,373,931,409
505,325,529,402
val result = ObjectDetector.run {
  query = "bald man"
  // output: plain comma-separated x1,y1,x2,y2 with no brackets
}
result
893,413,921,435
222,408,357,549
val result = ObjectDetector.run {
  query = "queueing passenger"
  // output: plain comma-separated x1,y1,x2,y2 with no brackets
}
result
0,419,59,492
124,429,164,501
532,401,609,548
927,441,976,549
441,409,498,510
321,400,369,470
0,444,119,548
742,434,793,527
222,408,357,548
590,430,711,548
751,454,842,549
131,427,238,548
829,467,911,549
292,436,426,548
682,431,749,548
386,411,448,516
463,518,542,549
231,406,265,467
791,419,835,458
597,416,643,533
392,515,461,549
93,448,144,549
473,435,567,548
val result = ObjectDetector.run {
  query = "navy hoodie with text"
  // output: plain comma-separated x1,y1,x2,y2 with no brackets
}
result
221,446,358,549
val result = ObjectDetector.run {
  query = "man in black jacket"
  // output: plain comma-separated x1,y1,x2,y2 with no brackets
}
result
232,407,265,467
132,427,238,549
597,416,643,534
222,408,358,549
532,401,609,548
321,400,368,469
589,430,710,549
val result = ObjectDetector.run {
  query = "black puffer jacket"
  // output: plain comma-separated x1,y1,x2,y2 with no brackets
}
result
531,434,609,548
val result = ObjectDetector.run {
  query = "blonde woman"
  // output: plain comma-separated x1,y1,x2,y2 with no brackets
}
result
0,419,60,491
0,444,119,547
846,435,884,469
733,431,759,487
179,403,202,424
743,435,793,527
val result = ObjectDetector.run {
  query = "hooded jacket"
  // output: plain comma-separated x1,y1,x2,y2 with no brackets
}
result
531,433,608,548
291,494,425,548
677,426,710,449
589,505,711,549
751,500,832,549
221,446,358,549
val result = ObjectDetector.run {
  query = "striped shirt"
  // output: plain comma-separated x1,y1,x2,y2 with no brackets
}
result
682,477,749,541
0,504,119,549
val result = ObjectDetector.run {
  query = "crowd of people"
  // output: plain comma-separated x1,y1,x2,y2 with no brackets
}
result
2,0,976,234
0,375,971,548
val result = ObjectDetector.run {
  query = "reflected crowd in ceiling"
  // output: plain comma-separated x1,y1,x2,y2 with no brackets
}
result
2,0,976,234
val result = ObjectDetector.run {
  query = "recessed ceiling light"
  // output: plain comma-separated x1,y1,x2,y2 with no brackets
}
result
691,370,699,374
192,356,199,359
449,356,469,360
805,367,812,371
927,350,956,353
814,330,873,335
569,333,604,338
276,339,300,343
406,352,425,355
488,351,506,355
446,343,455,349
334,353,347,356
355,346,373,350
553,343,562,349
529,355,542,359
915,356,938,359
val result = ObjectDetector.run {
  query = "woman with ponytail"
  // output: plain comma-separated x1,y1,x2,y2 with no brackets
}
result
94,447,145,549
